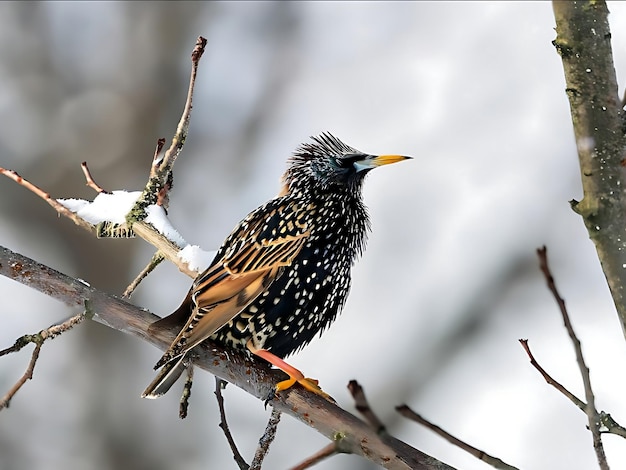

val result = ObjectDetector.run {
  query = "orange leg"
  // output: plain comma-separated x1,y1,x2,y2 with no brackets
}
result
246,340,333,401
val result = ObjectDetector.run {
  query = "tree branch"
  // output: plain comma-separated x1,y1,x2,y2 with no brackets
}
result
0,244,457,470
552,0,626,335
215,378,249,470
250,408,281,470
1,311,85,409
396,406,519,470
536,246,608,469
519,339,626,440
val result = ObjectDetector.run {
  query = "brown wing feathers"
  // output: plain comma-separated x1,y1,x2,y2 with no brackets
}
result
148,199,310,373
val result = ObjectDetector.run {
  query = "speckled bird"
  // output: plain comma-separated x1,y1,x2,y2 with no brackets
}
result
142,133,410,399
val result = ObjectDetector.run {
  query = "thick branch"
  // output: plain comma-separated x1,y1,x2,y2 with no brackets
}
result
552,1,626,335
0,245,456,470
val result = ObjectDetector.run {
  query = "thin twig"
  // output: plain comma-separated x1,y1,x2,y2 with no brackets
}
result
81,161,110,194
131,36,207,222
157,36,206,173
396,405,520,470
537,246,608,469
179,364,193,419
519,339,586,410
520,339,626,439
116,36,208,281
0,343,42,410
347,380,386,435
215,378,250,470
0,167,94,232
250,408,282,470
0,312,85,409
289,443,337,470
122,251,165,298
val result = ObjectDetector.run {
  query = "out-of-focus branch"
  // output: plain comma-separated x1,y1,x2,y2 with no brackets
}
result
552,1,626,336
348,379,387,435
289,444,337,470
0,245,457,470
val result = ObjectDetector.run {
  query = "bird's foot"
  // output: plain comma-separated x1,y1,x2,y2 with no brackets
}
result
272,376,335,402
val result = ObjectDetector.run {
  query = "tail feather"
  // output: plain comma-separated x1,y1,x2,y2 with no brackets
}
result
141,354,188,399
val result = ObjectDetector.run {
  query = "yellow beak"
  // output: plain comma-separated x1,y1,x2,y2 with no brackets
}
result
354,154,412,172
371,154,412,166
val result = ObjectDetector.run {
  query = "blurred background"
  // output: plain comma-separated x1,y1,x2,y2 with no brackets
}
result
1,2,626,469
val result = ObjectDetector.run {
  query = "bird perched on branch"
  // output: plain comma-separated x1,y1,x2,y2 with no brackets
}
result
142,133,410,400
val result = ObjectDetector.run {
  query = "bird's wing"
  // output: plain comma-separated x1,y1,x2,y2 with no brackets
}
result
155,198,311,366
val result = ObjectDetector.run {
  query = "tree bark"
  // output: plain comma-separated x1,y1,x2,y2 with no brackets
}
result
553,0,626,336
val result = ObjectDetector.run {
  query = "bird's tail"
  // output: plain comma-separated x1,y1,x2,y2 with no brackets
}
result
141,354,188,399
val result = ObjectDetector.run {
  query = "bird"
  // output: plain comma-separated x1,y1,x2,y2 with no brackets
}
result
142,132,411,400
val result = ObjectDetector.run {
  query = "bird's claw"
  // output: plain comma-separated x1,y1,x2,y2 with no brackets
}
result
264,376,335,406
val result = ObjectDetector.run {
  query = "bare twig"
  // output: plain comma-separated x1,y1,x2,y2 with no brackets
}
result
0,342,42,410
81,161,110,194
0,167,95,232
130,35,207,222
289,443,337,470
250,408,282,470
397,405,520,470
537,246,608,469
122,251,165,298
157,36,206,173
0,312,85,409
519,339,626,439
519,339,585,409
215,378,250,470
347,380,386,435
179,364,193,419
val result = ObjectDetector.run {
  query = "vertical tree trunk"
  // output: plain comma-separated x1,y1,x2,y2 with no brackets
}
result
553,0,626,336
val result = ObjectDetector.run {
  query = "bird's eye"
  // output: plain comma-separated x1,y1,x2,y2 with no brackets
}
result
335,154,360,169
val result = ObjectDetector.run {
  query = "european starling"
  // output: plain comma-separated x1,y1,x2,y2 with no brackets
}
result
142,133,410,399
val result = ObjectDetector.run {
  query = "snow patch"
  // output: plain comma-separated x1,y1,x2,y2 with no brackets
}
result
178,245,216,272
57,190,141,224
145,205,186,247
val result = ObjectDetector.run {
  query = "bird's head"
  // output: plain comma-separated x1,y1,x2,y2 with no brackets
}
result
284,132,411,195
